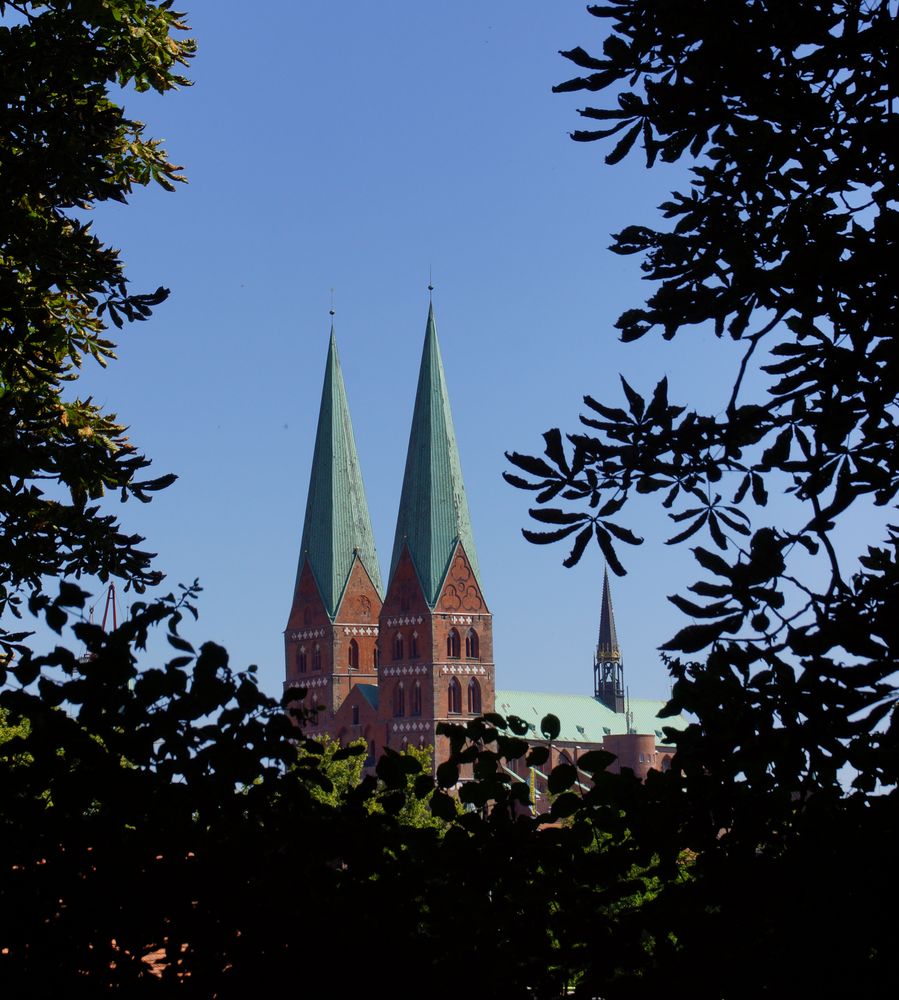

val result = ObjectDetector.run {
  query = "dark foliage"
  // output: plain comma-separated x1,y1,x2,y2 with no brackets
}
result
503,0,899,992
4,2,899,996
0,1,193,654
0,591,451,996
0,588,666,997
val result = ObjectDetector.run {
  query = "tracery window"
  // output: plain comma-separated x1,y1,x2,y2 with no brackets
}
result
447,677,462,714
447,628,460,659
348,638,359,669
467,677,482,714
465,628,480,659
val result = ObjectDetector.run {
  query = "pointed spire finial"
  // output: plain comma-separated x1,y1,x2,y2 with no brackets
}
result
428,265,434,299
329,287,335,318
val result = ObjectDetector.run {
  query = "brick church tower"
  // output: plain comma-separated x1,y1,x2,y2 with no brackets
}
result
284,301,686,793
285,302,494,769
378,301,494,762
284,325,383,723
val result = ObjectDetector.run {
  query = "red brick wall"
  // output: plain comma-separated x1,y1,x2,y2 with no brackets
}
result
432,543,495,721
284,555,384,725
602,733,659,780
330,557,382,712
376,542,495,773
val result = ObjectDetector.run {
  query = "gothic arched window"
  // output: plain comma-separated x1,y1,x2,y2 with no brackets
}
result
410,632,419,659
394,632,404,661
373,643,380,669
412,681,422,717
467,678,482,714
312,644,321,672
465,628,480,659
447,677,462,714
297,646,307,675
394,682,406,718
348,638,359,669
447,629,460,659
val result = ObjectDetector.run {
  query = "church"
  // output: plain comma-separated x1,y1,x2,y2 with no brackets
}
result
283,300,684,807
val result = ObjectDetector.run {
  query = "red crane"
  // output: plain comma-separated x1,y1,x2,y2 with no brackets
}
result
99,582,117,632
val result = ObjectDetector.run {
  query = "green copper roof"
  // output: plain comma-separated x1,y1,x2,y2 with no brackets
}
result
389,303,481,605
295,327,383,618
495,690,686,745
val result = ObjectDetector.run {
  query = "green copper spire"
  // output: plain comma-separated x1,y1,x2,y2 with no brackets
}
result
389,302,481,606
295,326,383,617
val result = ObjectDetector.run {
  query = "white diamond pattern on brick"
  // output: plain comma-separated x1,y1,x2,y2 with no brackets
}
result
287,628,328,641
284,676,328,689
439,663,487,675
390,721,430,734
381,664,428,677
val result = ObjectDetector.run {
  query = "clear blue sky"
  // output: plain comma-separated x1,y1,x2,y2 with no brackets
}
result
47,2,789,700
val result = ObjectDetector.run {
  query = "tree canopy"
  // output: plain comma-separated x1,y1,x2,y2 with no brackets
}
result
2,1,898,996
510,0,897,801
502,0,899,990
0,0,193,653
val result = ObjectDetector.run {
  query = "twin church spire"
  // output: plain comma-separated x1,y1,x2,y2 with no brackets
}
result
390,303,481,606
293,302,478,620
287,297,626,743
294,325,383,619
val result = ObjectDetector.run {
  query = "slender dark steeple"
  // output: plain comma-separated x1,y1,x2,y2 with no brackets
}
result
594,568,625,712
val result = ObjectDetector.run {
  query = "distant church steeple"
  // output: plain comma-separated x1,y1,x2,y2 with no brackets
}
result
594,568,625,712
